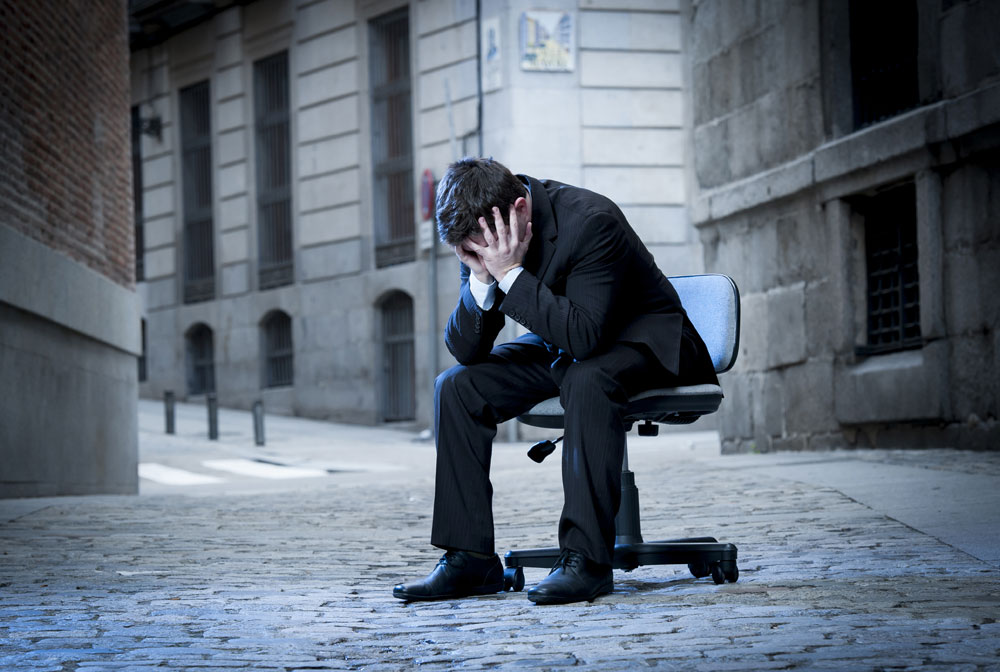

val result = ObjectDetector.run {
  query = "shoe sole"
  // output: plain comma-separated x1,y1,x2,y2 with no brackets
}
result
526,581,613,605
393,581,505,602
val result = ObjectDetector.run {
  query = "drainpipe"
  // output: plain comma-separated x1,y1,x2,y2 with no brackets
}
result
476,0,484,158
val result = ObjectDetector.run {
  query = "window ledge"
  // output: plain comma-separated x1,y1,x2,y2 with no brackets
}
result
834,341,950,424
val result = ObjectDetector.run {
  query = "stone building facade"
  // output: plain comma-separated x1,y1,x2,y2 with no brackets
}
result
684,0,1000,451
130,0,702,429
1,0,140,496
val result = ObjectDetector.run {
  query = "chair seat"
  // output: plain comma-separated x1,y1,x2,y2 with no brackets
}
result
518,383,724,429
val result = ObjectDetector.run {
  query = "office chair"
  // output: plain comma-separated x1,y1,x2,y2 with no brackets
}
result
502,274,741,591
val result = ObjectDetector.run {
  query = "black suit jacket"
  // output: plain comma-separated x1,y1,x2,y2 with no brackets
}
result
444,176,717,384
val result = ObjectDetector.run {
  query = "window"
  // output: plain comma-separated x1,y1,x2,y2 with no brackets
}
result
848,0,919,130
254,51,294,290
369,8,415,268
179,80,215,303
261,310,293,388
856,182,921,355
186,323,216,395
380,292,415,421
139,319,147,383
131,106,144,282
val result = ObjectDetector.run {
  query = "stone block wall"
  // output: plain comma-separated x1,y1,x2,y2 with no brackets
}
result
1,0,140,496
685,0,1000,452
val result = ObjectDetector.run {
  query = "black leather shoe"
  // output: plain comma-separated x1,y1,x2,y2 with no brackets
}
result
393,551,504,601
527,550,613,605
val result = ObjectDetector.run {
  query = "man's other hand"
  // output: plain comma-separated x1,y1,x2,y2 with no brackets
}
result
453,242,493,285
465,205,533,283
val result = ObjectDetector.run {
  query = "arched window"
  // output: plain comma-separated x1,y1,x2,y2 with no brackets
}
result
261,310,293,388
185,323,215,395
379,291,414,421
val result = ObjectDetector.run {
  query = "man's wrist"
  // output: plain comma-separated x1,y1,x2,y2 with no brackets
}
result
496,263,521,281
498,265,524,293
467,271,497,310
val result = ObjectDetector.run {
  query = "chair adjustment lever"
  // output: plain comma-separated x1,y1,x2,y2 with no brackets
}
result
527,436,562,463
638,421,659,437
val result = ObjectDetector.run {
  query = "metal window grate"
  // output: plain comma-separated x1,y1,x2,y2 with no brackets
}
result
381,292,415,421
180,81,215,303
859,183,921,355
254,51,294,290
262,311,293,388
849,0,920,130
131,106,145,282
369,9,415,268
186,323,216,395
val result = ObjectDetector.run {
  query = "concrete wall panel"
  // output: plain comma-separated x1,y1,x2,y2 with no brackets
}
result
297,61,358,107
298,133,360,178
418,19,477,71
583,166,685,205
299,168,361,211
580,51,682,89
298,95,359,142
579,10,680,51
220,195,249,231
295,0,355,41
582,128,683,166
296,26,358,73
301,239,363,281
0,306,138,497
300,203,362,246
581,89,683,127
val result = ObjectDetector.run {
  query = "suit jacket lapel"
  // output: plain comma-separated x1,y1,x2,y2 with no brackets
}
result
521,175,559,283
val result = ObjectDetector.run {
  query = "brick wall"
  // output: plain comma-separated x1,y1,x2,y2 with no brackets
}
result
0,0,133,289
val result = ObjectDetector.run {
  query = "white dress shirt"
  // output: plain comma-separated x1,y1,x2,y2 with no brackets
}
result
468,267,524,310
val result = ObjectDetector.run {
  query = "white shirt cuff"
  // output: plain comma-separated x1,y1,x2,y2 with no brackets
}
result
468,273,497,310
498,266,524,294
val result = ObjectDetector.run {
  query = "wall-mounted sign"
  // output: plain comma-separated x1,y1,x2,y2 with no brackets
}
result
481,16,502,92
519,10,575,72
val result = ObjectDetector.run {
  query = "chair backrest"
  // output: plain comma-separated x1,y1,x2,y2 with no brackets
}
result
669,274,740,374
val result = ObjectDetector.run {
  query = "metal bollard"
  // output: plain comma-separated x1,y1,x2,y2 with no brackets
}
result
164,390,175,435
207,392,219,440
252,400,265,446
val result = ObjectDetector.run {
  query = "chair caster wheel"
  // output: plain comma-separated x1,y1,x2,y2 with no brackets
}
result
503,567,525,592
688,561,711,579
722,562,739,583
711,563,725,585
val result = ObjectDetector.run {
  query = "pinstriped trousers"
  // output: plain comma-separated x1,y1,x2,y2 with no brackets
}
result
430,334,685,567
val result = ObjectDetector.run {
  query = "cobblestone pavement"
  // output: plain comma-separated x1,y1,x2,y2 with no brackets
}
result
1,402,998,670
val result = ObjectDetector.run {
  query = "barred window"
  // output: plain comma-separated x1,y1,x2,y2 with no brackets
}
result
849,0,919,130
262,311,293,388
131,106,145,282
254,51,294,290
186,323,216,395
857,182,921,355
369,8,415,268
179,81,215,303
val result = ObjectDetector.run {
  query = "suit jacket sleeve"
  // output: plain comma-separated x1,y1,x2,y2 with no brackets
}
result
500,212,628,361
444,261,507,365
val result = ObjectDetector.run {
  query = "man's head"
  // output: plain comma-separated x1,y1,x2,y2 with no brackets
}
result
435,157,529,247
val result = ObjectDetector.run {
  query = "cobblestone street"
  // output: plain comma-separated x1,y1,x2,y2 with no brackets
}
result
1,401,998,670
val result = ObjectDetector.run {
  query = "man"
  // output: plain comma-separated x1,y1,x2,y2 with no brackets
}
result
393,158,718,605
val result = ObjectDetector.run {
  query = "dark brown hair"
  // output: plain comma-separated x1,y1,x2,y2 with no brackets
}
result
435,157,527,246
